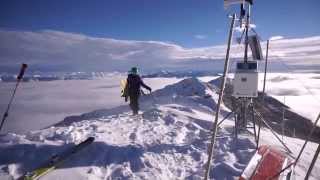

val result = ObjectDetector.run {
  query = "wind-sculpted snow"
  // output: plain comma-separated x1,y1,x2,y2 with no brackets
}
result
140,77,223,115
0,78,319,179
0,78,251,179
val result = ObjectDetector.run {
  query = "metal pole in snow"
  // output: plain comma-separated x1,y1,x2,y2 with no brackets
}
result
256,112,262,148
268,112,320,179
0,63,28,132
254,108,292,154
282,108,285,142
204,13,236,180
282,96,286,142
294,112,320,165
305,143,320,179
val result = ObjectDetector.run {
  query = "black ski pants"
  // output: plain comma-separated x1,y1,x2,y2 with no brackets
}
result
129,95,139,114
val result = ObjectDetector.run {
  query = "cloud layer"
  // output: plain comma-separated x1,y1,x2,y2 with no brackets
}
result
0,30,319,73
0,30,226,73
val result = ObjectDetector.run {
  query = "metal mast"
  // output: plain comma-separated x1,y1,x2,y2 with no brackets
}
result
204,13,236,180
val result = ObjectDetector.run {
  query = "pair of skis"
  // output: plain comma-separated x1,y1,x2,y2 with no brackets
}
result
19,137,95,180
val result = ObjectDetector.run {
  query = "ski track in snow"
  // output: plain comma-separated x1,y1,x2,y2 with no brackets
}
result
0,77,319,180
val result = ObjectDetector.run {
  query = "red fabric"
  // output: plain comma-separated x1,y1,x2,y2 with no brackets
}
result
251,146,286,180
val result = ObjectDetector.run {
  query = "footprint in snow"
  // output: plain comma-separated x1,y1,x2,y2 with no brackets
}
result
129,132,137,142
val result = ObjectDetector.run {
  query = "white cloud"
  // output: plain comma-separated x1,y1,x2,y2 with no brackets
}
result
194,34,208,40
0,30,319,73
0,30,222,72
269,36,284,41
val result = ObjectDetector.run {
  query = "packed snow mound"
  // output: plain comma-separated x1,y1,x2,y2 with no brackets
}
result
0,105,256,180
0,78,253,180
0,78,319,179
152,77,208,97
139,77,220,114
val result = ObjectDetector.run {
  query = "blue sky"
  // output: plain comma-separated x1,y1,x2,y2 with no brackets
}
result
0,0,320,73
1,0,319,48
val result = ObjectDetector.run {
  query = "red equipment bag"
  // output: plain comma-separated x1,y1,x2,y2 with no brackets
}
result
240,145,293,180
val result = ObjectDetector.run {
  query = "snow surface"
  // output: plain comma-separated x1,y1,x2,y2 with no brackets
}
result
0,77,319,180
0,76,181,134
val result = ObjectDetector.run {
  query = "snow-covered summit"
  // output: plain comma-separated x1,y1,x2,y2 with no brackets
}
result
0,77,319,179
0,78,243,179
153,77,208,97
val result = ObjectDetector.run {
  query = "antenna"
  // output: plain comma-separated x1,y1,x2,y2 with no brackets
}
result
243,2,251,63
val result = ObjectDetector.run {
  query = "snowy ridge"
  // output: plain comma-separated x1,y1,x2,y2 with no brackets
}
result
0,78,256,179
0,78,319,179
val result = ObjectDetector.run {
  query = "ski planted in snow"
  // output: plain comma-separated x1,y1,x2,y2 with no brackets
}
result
21,137,95,180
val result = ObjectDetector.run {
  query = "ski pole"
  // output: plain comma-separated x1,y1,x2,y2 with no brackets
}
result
0,63,28,132
149,92,156,103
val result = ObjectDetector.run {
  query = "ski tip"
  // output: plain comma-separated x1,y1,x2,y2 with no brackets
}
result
81,137,95,144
